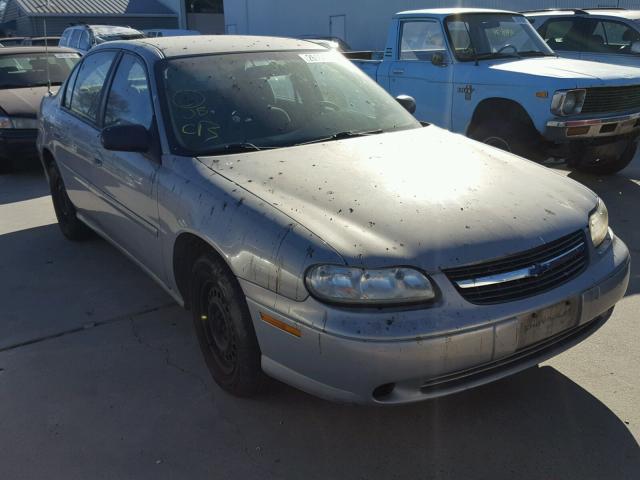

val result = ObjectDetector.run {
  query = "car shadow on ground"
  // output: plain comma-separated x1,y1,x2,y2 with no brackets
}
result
205,360,640,479
568,165,640,297
0,168,48,205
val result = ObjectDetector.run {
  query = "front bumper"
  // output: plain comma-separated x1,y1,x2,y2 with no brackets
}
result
241,234,630,405
545,111,640,140
0,128,39,163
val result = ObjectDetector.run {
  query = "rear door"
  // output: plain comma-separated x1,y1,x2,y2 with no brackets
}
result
387,19,453,126
581,19,640,67
90,52,162,274
53,50,118,219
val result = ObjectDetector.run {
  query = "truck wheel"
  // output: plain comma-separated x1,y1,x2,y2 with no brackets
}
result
47,162,93,241
469,117,543,162
570,140,637,175
190,252,266,397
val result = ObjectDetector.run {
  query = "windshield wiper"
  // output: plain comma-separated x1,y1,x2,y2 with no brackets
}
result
519,51,551,57
296,129,384,146
202,142,269,156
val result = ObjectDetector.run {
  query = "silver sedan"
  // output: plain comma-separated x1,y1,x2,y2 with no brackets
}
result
37,36,630,405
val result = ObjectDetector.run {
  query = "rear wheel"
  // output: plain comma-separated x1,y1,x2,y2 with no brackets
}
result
47,162,93,241
190,252,266,397
569,139,637,175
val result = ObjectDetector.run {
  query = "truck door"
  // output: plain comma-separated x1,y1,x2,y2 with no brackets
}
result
387,19,453,127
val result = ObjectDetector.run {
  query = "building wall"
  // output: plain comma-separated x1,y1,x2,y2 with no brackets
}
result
223,0,640,50
157,0,188,28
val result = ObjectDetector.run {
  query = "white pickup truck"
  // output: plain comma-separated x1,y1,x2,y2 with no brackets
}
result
349,8,640,174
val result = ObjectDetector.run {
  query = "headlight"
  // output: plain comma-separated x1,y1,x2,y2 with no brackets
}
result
551,89,586,116
305,265,436,305
589,198,609,247
0,115,38,129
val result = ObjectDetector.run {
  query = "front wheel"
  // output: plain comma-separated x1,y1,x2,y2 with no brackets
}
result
569,139,637,175
47,162,93,241
469,116,544,162
190,252,266,397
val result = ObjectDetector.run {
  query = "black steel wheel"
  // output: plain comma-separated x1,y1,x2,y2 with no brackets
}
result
47,162,92,241
190,252,266,396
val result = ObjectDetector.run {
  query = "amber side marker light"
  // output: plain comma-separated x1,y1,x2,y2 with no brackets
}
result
260,312,302,337
536,91,549,98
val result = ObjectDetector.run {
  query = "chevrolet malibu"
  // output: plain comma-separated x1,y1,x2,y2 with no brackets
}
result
37,36,630,405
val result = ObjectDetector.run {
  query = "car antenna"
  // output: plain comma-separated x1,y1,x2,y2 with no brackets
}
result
42,0,52,95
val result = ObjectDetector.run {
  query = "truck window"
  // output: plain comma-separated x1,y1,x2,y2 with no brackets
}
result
399,21,446,61
600,20,640,53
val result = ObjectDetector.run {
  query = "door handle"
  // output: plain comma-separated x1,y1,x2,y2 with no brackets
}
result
392,69,405,74
93,157,103,166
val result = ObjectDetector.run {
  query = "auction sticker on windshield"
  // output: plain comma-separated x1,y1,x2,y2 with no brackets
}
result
299,52,339,63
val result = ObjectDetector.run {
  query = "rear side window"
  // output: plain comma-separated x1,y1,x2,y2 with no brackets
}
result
600,20,640,52
69,51,116,122
69,29,82,48
104,54,153,129
63,63,80,109
399,21,446,61
59,30,71,46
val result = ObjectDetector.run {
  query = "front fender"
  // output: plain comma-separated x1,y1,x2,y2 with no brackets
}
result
159,156,345,304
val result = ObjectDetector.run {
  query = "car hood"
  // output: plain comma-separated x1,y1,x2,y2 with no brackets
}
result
0,86,53,117
489,57,640,87
198,127,597,271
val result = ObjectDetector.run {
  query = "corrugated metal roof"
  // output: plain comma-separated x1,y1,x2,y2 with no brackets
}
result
16,0,177,16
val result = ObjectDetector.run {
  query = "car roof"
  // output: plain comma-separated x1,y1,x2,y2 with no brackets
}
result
111,35,325,58
395,8,517,18
0,46,78,55
524,9,640,20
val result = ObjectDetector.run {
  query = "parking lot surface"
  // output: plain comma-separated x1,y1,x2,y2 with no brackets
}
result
1,158,639,479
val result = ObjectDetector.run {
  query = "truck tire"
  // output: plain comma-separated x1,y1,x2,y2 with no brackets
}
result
570,139,637,175
190,251,267,397
469,116,543,162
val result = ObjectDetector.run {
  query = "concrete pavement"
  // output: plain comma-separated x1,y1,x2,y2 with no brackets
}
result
0,161,638,479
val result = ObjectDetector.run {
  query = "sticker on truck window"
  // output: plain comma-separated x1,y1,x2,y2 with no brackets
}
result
299,52,339,63
54,53,78,58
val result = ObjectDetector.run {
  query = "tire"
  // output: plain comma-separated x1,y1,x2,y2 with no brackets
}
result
469,116,544,162
47,162,93,241
570,139,637,175
190,252,266,397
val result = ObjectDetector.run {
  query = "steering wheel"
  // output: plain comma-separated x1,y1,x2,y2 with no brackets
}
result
496,44,518,55
319,100,341,112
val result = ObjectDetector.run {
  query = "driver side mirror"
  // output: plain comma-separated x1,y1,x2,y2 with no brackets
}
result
101,124,150,152
632,41,640,54
396,95,416,114
431,52,448,67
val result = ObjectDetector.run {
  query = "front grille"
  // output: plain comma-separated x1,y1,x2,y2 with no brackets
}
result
444,230,588,305
582,85,640,114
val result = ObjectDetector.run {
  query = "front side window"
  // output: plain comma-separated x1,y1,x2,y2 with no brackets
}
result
447,13,554,61
78,30,90,50
69,51,116,122
0,53,79,89
69,29,82,48
104,54,153,129
400,21,446,61
160,50,420,155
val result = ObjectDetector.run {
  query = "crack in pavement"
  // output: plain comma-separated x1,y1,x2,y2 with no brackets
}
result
0,303,176,353
129,316,210,393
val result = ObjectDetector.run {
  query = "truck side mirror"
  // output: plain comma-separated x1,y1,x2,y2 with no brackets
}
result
396,95,416,114
431,52,448,66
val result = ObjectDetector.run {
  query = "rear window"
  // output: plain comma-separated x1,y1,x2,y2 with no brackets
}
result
0,53,80,89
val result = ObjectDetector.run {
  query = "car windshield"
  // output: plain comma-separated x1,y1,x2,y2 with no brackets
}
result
160,50,421,155
446,13,554,61
0,52,80,88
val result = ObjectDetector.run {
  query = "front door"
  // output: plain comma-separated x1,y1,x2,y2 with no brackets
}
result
90,53,162,275
387,19,454,127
